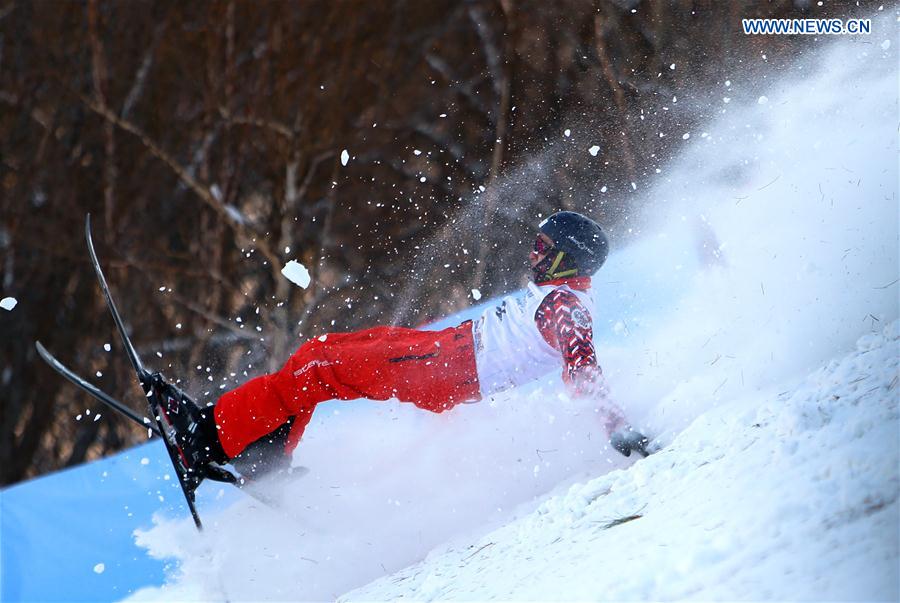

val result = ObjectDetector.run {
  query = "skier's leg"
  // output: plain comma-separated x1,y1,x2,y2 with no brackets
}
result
215,323,480,459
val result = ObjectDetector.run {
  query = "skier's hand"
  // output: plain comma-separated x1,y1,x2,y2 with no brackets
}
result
610,427,650,458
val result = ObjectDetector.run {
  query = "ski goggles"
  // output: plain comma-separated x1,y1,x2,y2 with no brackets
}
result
533,235,553,255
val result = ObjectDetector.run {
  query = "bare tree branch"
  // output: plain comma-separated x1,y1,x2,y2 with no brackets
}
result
76,90,283,272
594,12,637,182
218,106,295,140
122,24,166,120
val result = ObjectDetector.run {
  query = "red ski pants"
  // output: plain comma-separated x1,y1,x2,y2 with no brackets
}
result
214,322,481,458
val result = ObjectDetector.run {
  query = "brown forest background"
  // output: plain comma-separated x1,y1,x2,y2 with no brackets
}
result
0,0,880,485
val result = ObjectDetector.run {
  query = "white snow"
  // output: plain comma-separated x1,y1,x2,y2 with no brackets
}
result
345,323,899,601
280,260,311,289
103,343,111,352
93,563,105,575
471,288,482,301
340,149,350,166
0,297,17,311
124,23,898,603
589,145,601,156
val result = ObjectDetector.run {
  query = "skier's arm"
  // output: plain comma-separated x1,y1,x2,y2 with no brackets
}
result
535,289,626,436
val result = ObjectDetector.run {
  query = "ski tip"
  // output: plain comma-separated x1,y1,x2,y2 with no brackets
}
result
35,340,51,360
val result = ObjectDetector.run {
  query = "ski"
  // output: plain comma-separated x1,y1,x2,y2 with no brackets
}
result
38,340,294,511
39,215,306,528
83,214,244,530
35,342,161,436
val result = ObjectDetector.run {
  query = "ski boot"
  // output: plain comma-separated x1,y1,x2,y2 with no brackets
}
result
148,372,234,484
229,418,295,480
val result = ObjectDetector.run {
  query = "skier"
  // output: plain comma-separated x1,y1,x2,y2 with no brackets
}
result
179,211,650,477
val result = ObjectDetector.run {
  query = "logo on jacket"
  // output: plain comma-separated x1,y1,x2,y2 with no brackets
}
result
571,308,590,329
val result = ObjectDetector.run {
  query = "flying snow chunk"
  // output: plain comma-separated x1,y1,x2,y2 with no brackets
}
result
93,563,105,574
103,343,111,352
0,297,17,311
669,63,676,70
340,149,350,166
413,149,422,156
564,129,571,137
472,289,482,301
682,132,691,140
881,39,891,50
757,95,769,105
589,145,601,156
281,260,311,289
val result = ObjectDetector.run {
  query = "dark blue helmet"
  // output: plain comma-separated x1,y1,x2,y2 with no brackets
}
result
538,211,609,275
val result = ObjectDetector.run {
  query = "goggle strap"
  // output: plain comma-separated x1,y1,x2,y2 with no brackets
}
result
547,251,579,279
550,267,578,278
548,251,565,274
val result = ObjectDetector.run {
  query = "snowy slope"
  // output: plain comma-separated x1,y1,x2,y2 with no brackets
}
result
121,18,898,603
342,321,899,601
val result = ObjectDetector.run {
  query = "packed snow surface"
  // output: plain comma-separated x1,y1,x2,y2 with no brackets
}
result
126,20,896,603
344,322,899,601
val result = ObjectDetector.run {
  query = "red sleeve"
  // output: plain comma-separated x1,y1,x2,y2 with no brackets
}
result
534,288,599,395
535,288,627,435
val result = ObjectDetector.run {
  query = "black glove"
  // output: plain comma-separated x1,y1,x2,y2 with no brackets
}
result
610,427,651,458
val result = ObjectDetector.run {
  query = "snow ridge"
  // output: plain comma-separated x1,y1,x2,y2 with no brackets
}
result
343,322,899,601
